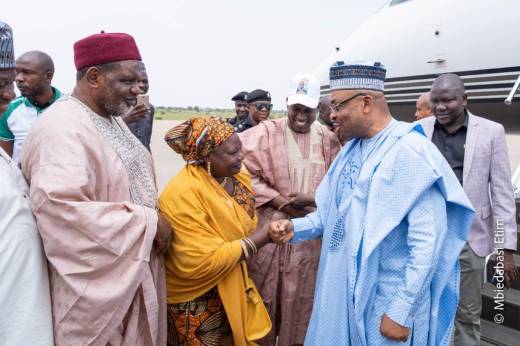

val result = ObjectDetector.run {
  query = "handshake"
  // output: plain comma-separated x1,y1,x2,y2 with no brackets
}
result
268,219,295,244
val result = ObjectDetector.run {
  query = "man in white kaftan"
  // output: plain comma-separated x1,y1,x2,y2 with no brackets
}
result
0,21,53,346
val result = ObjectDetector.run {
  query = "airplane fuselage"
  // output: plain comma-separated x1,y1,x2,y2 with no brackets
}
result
316,0,520,132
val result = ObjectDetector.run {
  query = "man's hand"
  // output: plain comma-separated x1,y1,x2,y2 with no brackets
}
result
504,250,519,288
284,206,315,218
283,192,316,210
380,314,410,342
154,213,172,254
269,219,294,244
122,104,149,124
278,193,315,218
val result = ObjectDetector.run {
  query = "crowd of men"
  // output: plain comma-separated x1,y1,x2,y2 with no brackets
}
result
0,19,518,346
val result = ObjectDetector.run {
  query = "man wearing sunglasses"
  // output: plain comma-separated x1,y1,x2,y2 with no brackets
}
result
246,88,272,127
240,74,340,346
268,61,475,345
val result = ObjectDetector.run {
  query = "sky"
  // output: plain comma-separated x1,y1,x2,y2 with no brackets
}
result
2,0,389,109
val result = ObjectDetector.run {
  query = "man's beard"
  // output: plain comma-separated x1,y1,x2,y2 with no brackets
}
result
101,89,131,117
104,100,130,117
20,82,44,100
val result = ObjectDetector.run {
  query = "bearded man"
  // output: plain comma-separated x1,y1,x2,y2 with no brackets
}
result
21,32,169,345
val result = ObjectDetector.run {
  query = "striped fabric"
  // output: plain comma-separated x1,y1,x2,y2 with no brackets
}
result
0,22,14,69
329,61,386,92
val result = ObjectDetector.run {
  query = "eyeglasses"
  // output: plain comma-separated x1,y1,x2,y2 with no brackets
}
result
254,103,273,111
329,93,367,112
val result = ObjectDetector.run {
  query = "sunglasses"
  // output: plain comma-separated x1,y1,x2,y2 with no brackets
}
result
254,103,273,111
330,93,367,112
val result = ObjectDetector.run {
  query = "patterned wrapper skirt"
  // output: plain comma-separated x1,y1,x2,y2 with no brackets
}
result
167,287,234,346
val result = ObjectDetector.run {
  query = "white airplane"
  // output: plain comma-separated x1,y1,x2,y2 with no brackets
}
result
314,0,520,133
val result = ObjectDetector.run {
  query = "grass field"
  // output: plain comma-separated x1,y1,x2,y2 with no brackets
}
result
154,107,287,120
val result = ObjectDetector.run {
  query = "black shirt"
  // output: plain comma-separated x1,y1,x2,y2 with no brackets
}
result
228,116,240,126
431,112,468,185
229,116,255,133
127,104,155,151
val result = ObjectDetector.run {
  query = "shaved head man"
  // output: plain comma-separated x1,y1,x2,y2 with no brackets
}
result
318,95,333,129
430,74,467,133
318,94,349,145
15,51,54,102
0,50,61,161
420,73,518,346
414,92,432,121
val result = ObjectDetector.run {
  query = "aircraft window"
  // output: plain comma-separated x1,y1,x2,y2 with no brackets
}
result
389,0,413,6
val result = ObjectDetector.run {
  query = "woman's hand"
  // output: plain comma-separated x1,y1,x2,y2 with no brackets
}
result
248,223,272,250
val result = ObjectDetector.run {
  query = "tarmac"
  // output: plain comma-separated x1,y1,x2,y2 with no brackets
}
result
151,120,520,192
150,120,185,192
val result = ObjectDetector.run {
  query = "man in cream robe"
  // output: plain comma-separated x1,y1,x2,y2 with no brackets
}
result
240,74,340,346
21,32,168,345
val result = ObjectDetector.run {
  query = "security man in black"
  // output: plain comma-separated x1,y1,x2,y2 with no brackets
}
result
229,91,249,132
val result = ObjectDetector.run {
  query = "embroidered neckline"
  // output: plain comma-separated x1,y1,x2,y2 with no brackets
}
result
69,95,157,208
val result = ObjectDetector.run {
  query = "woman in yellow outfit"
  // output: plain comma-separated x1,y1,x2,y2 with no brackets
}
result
160,117,272,346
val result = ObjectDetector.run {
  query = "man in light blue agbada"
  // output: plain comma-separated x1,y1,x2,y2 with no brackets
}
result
269,61,475,345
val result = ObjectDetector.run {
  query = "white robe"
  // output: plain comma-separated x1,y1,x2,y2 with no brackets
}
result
0,147,53,345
